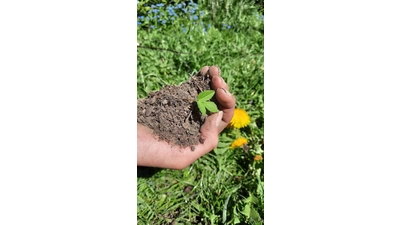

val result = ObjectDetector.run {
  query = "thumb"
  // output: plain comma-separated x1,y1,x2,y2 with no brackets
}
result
199,111,223,149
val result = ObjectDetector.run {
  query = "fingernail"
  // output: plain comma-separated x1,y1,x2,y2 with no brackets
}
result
216,66,221,76
200,66,209,76
221,88,232,96
216,111,223,127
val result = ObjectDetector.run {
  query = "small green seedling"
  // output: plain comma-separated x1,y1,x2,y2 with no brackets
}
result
196,90,219,115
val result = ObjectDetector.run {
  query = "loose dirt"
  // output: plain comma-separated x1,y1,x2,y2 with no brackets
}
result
137,70,214,147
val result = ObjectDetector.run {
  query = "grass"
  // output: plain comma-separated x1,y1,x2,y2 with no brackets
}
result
137,0,264,224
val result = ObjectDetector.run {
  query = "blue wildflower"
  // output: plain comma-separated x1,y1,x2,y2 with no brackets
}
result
161,20,166,24
137,21,142,25
150,25,155,29
156,3,164,7
167,7,176,16
193,15,198,20
182,27,186,33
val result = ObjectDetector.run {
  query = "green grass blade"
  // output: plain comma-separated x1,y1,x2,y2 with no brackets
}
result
222,193,232,223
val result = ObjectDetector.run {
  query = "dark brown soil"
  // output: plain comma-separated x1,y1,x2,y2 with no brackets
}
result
137,70,214,147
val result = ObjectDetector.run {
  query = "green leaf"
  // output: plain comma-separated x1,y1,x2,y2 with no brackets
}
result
213,147,228,155
197,101,206,115
245,192,259,205
203,101,219,113
249,207,261,221
197,90,215,102
234,217,241,224
242,203,251,218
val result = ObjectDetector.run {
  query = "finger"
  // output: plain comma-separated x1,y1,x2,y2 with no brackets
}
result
208,65,220,78
199,66,210,76
198,111,222,153
211,75,229,90
215,88,236,131
209,66,230,91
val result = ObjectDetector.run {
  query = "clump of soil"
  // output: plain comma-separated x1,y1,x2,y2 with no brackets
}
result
137,70,214,147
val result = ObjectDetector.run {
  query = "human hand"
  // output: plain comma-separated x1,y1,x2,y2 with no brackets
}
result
137,66,236,169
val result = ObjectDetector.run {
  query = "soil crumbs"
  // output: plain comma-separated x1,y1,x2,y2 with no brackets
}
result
137,70,213,148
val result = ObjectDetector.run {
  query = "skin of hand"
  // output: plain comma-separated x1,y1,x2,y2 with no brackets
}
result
137,66,236,170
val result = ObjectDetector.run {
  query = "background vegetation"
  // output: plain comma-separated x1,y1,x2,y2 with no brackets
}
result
137,0,264,224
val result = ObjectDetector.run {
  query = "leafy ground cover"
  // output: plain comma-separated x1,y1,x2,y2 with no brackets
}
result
137,0,264,224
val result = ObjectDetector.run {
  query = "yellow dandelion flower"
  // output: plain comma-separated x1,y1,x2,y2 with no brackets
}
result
229,108,251,129
229,137,248,149
254,155,263,161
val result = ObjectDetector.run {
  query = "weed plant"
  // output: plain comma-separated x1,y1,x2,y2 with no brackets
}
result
137,0,264,224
